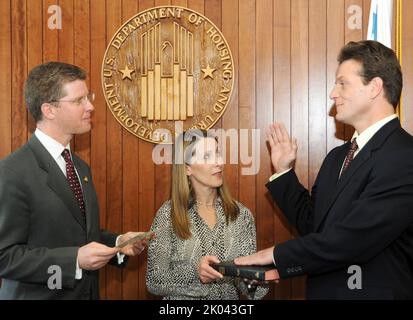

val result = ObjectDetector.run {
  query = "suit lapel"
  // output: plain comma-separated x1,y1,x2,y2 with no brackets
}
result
314,118,401,231
313,146,348,229
315,148,371,231
28,135,86,229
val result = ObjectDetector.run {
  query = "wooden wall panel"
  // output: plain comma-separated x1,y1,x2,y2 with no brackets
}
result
256,0,275,300
121,0,140,301
1,0,412,300
90,0,108,299
290,0,309,300
222,0,239,200
327,0,345,148
105,0,123,300
273,0,292,300
0,0,11,159
74,0,91,162
11,0,27,151
403,0,413,134
238,0,256,219
43,0,59,61
59,0,74,64
188,0,204,13
26,0,42,137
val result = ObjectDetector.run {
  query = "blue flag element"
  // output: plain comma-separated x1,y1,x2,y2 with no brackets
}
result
367,0,393,48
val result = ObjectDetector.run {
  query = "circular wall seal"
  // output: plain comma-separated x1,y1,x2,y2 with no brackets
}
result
102,6,234,143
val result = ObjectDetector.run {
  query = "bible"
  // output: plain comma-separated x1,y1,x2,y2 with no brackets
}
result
211,261,278,281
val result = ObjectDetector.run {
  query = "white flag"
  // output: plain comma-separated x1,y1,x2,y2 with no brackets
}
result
367,0,393,48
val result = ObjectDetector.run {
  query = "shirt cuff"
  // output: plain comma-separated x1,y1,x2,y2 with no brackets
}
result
116,235,126,264
272,254,277,267
75,258,82,279
269,168,292,182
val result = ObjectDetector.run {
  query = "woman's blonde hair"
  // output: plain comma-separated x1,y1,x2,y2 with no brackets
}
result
171,129,239,239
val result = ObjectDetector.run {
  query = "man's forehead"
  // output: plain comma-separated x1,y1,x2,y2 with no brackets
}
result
336,60,363,78
61,79,88,95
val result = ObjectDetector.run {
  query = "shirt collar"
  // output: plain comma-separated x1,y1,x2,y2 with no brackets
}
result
351,114,398,151
34,128,71,161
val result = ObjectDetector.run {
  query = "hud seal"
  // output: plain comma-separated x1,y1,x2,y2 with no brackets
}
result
102,6,234,143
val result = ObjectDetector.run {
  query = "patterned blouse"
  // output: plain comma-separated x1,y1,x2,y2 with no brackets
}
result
146,198,269,300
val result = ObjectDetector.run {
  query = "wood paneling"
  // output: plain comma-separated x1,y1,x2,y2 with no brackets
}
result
256,0,275,300
403,0,413,134
0,0,11,159
11,0,27,151
1,0,412,300
239,0,256,218
105,0,123,300
273,0,293,300
90,0,108,299
27,0,42,137
74,0,91,162
121,0,140,301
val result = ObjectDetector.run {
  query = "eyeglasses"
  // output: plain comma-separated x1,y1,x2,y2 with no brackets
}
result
50,92,95,106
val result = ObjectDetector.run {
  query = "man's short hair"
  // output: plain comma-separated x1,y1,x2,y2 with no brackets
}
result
338,40,402,108
24,62,86,122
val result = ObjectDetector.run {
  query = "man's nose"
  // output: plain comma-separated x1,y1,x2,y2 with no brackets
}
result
329,86,338,100
86,100,95,112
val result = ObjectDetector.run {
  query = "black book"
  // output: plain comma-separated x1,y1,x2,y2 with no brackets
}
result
211,260,277,281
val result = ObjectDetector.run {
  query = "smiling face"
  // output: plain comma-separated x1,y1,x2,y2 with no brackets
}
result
185,137,224,192
329,59,373,129
52,80,95,137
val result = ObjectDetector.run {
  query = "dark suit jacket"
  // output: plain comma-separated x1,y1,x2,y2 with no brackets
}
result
0,135,122,299
267,119,413,299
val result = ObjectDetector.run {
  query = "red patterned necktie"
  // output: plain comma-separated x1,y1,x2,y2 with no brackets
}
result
61,149,86,217
340,139,358,177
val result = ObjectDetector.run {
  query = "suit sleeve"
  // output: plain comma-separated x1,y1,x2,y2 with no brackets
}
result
0,166,78,288
272,149,413,278
265,148,341,236
266,170,317,236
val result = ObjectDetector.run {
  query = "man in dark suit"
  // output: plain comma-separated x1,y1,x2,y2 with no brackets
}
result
235,40,413,299
0,62,147,299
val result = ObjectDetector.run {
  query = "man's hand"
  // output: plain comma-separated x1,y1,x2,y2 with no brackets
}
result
234,247,280,283
198,255,224,284
118,231,153,256
77,242,120,270
234,246,275,266
267,123,298,173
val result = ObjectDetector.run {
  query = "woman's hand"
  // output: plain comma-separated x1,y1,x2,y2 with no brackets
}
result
198,255,224,284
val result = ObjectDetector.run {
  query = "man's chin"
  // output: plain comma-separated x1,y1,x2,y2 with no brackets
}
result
77,124,92,134
335,113,346,123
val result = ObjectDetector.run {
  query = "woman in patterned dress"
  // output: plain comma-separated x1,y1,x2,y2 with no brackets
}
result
146,129,269,300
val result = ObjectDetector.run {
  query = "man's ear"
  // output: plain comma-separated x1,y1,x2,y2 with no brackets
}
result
185,164,191,177
40,102,56,120
369,77,384,100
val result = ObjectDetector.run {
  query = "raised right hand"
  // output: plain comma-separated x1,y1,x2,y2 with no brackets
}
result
266,123,298,173
77,242,120,270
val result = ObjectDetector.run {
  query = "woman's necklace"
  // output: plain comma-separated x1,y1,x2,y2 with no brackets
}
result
196,200,216,207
